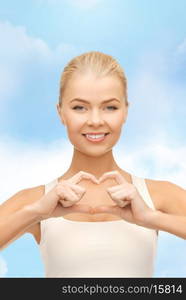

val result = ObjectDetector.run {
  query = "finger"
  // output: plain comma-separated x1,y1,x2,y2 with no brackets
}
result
68,183,86,195
99,171,127,185
109,190,130,207
60,199,74,207
60,181,86,194
115,199,130,208
107,185,122,193
110,196,130,208
69,171,99,185
58,184,84,207
68,185,85,200
60,185,79,202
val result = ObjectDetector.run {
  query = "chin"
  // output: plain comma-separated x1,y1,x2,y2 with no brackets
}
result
78,147,113,157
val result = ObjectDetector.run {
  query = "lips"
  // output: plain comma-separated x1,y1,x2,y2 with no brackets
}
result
82,133,109,136
82,132,110,142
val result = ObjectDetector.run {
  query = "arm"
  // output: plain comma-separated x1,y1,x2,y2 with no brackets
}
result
146,180,186,239
0,171,96,250
0,205,41,250
148,210,186,239
0,187,43,251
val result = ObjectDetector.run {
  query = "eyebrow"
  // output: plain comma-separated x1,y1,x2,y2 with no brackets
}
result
70,98,121,104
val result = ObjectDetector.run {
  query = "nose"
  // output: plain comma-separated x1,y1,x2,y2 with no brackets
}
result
86,109,104,126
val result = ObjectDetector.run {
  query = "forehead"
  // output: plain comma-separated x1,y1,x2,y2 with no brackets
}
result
63,74,124,101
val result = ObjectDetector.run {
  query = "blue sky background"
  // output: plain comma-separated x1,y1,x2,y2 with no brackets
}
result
0,0,186,277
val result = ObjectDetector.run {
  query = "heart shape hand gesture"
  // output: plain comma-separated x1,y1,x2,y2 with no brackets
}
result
94,170,155,227
54,170,155,227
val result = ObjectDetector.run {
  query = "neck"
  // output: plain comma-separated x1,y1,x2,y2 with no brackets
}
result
64,148,121,178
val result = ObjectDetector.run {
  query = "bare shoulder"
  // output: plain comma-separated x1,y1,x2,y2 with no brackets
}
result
0,184,44,213
145,178,186,215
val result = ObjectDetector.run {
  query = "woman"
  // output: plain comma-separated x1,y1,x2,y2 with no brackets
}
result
0,51,186,278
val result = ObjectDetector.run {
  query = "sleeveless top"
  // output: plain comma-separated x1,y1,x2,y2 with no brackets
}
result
38,174,158,277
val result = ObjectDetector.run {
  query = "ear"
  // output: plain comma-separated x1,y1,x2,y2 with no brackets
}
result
123,104,129,124
56,103,66,126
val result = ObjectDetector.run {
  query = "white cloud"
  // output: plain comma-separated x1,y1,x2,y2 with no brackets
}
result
129,52,174,115
0,135,73,202
0,21,77,102
0,255,8,277
125,47,186,152
0,67,20,108
115,133,186,188
0,21,51,74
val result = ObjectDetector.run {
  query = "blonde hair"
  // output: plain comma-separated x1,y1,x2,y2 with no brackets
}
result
58,51,128,107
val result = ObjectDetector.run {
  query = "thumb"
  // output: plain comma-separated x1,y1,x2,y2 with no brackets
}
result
93,205,122,217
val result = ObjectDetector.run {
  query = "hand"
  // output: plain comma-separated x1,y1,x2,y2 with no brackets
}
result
93,170,155,227
32,171,99,220
57,171,99,207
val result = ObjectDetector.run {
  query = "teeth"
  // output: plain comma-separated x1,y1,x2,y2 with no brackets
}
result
86,134,105,139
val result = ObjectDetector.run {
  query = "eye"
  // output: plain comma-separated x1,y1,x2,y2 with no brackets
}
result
72,105,118,111
72,105,85,110
106,106,118,110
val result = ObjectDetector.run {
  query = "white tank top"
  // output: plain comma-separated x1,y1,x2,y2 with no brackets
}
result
39,174,158,277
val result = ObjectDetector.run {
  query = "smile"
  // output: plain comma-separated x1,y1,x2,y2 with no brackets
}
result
82,133,110,143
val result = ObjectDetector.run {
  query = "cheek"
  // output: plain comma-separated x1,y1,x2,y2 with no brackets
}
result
65,113,85,128
106,113,124,131
65,119,84,138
